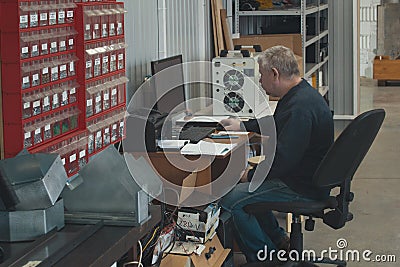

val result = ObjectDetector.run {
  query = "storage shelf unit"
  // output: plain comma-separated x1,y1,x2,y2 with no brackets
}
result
0,0,81,163
74,1,127,159
0,0,125,178
234,0,330,97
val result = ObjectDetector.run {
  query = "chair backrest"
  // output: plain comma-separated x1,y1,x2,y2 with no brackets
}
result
313,109,385,187
313,109,385,229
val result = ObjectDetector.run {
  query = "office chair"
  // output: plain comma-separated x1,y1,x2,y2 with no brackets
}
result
243,109,386,267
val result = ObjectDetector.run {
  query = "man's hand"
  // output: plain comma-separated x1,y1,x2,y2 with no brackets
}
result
219,118,241,131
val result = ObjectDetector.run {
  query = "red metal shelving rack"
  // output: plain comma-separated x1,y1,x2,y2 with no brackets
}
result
0,0,124,177
74,1,127,158
0,0,83,163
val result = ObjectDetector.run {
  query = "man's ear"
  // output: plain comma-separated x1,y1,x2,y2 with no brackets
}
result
271,68,279,80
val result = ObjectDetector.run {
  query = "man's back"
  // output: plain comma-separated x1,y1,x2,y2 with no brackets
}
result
272,79,333,199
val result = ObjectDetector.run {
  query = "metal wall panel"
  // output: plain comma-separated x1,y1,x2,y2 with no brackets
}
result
329,0,359,117
123,0,159,101
123,0,212,105
377,4,400,58
162,0,212,61
161,0,213,109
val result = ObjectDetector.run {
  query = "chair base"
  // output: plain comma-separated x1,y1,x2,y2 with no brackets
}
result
313,257,347,266
241,260,346,267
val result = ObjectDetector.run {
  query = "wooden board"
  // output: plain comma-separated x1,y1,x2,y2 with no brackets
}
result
214,0,225,55
220,9,233,51
210,0,218,57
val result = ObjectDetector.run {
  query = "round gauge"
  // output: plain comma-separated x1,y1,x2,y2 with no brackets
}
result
223,70,244,91
224,92,245,113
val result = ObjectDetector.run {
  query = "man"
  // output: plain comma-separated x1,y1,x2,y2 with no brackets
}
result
219,46,334,263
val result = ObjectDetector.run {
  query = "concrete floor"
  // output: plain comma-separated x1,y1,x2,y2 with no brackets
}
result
234,78,400,267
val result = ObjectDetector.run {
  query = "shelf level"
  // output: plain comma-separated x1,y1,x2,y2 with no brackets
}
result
319,86,329,97
305,55,329,78
305,35,320,47
238,4,326,17
305,30,329,47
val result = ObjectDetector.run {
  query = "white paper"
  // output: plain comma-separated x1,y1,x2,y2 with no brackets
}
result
176,115,229,124
157,139,189,149
180,140,236,156
217,131,249,135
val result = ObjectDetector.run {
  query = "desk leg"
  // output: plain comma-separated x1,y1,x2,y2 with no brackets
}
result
130,244,137,263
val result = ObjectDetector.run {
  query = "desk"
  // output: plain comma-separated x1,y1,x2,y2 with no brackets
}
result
145,133,252,187
0,205,161,267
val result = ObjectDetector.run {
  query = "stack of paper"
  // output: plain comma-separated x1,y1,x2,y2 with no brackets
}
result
157,140,190,150
180,140,236,156
217,131,249,135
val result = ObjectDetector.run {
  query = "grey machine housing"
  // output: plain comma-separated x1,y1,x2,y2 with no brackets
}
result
62,146,162,226
0,152,67,241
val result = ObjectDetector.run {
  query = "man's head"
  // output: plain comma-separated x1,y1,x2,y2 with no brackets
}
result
257,45,301,97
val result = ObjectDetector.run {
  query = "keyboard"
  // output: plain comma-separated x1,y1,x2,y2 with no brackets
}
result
178,126,216,143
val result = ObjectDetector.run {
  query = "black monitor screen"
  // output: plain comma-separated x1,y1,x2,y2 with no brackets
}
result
151,55,186,114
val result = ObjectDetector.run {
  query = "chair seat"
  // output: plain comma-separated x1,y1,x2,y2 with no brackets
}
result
244,196,337,216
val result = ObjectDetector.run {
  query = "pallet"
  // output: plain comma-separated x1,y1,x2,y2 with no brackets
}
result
373,56,400,84
377,80,400,86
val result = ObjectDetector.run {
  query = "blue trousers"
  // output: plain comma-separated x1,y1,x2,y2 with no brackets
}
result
219,179,313,262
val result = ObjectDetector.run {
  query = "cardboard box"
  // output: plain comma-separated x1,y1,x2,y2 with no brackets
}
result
233,33,302,56
233,34,304,101
233,34,304,76
373,55,400,80
160,236,231,267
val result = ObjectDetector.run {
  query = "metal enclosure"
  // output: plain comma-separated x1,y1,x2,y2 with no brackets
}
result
0,198,64,242
62,146,152,226
0,153,67,210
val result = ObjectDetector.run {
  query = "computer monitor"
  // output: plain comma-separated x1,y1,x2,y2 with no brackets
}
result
151,55,186,114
